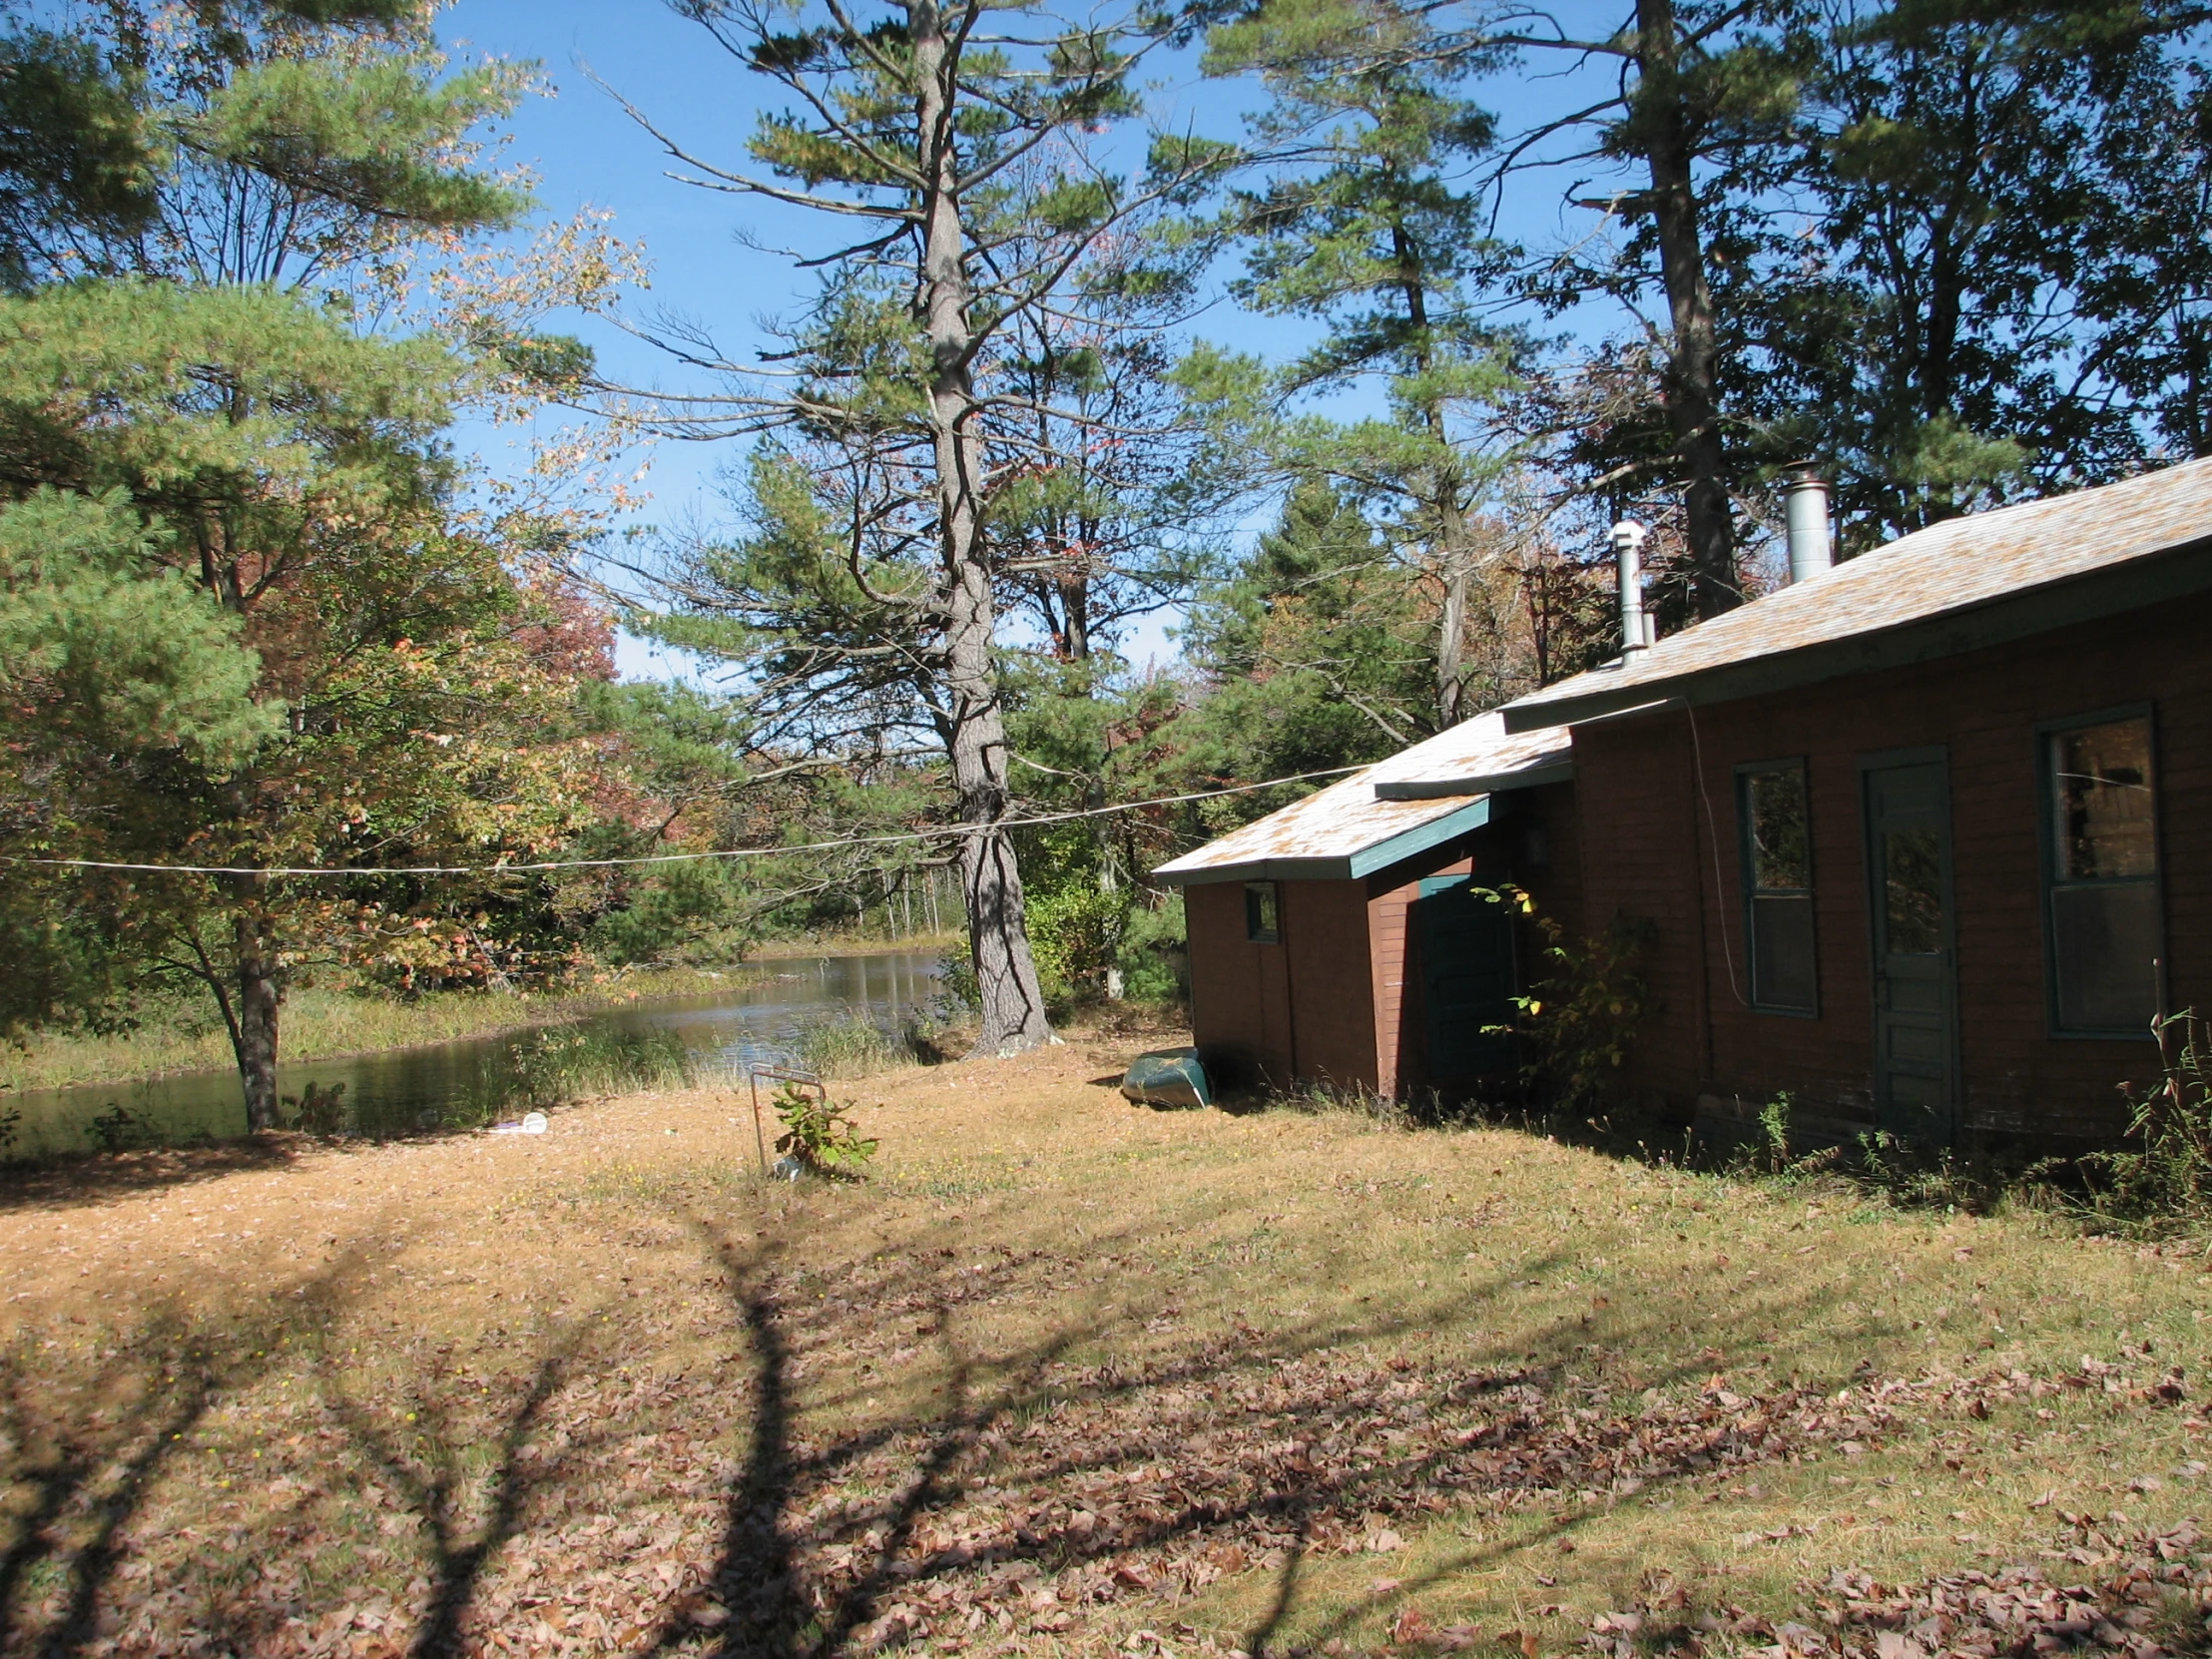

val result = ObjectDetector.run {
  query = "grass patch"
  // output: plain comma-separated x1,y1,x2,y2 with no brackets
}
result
0,966,743,1093
2,1014,2208,1655
793,1013,945,1078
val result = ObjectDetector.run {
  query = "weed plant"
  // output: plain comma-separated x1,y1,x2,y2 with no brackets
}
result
770,1082,879,1179
2083,1009,2212,1235
281,1081,349,1137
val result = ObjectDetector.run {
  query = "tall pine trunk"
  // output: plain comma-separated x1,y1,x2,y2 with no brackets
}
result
1634,0,1739,620
914,0,1054,1056
1393,220,1475,726
220,878,283,1131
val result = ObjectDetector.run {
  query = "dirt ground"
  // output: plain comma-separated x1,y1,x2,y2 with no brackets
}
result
3,1014,2211,1658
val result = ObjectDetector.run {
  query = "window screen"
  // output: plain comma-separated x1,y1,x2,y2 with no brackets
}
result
1244,881,1280,943
2045,716,2160,1034
1740,763,1817,1013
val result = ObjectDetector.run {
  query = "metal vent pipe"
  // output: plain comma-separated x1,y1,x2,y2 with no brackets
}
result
1610,518,1651,654
1784,464,1833,584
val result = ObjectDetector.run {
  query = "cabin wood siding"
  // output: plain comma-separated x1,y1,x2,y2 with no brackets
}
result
1185,876,1378,1092
1569,594,2206,1147
1184,880,1292,1088
1285,879,1381,1091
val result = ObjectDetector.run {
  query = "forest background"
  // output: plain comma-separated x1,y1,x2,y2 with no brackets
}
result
3,0,2211,1112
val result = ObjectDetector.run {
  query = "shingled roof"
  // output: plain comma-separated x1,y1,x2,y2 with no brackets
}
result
1501,456,2212,733
1152,713,1571,885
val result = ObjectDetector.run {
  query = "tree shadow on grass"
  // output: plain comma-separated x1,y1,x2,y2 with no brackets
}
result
630,1200,1866,1659
313,1327,582,1659
0,1136,311,1215
0,1256,374,1655
644,1219,1111,1659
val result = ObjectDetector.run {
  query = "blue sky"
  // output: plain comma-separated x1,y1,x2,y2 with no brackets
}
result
436,1,1639,681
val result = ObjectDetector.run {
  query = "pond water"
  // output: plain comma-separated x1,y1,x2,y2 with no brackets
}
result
2,949,945,1157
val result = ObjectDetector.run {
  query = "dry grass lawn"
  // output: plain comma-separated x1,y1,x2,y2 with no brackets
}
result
2,1012,2210,1658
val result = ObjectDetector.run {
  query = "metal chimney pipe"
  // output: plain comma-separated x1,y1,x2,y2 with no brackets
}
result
1784,464,1833,584
1610,518,1650,655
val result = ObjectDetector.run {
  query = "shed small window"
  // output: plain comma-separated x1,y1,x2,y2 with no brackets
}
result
1739,762,1817,1014
1245,881,1280,943
2044,715,2160,1034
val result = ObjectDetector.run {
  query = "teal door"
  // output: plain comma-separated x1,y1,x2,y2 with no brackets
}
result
1416,876,1518,1078
1862,754,1959,1144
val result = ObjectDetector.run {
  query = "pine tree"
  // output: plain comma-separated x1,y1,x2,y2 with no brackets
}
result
1206,0,1520,723
0,3,617,1127
622,0,1232,1055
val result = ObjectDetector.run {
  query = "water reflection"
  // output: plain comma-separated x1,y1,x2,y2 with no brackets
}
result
3,950,944,1157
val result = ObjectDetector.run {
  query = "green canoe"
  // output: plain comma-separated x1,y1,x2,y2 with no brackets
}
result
1119,1047,1213,1110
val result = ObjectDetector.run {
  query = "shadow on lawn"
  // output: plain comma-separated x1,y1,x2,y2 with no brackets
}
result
0,1175,1862,1658
0,1254,378,1655
317,1331,580,1659
0,1136,314,1215
0,1262,607,1658
644,1196,1862,1659
651,1224,1103,1659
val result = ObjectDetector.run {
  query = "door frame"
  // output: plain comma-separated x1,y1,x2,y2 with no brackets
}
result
1857,745,1961,1143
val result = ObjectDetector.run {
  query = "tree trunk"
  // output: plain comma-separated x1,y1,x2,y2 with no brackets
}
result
1634,0,1739,620
1392,219,1475,725
230,895,282,1131
1434,533,1470,727
914,0,1054,1056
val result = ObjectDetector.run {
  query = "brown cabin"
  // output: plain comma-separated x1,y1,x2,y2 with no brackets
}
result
1153,714,1580,1102
1492,459,2212,1153
1162,458,2212,1150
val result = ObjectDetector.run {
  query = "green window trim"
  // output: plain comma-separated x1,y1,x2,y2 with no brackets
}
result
1736,759,1819,1017
1244,880,1281,944
2037,706,2163,1039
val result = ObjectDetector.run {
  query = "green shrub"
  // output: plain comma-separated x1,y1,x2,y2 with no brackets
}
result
1515,912,1655,1112
1026,883,1127,1001
1116,893,1188,1002
934,946,978,1016
771,1082,878,1179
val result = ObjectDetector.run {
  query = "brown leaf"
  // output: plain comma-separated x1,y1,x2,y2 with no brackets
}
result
1389,1605,1435,1645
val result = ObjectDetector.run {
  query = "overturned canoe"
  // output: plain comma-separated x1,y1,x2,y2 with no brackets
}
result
1120,1047,1213,1110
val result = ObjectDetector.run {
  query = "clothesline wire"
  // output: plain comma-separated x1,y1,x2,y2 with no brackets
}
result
12,764,1369,878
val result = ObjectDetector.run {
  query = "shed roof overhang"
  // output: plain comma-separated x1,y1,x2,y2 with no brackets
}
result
1151,794,1494,886
1371,756,1576,800
1500,537,2212,735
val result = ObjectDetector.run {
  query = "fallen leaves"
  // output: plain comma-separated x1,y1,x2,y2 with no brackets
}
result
1586,1521,2211,1659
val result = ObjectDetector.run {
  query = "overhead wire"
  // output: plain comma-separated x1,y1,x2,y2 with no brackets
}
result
11,763,1369,879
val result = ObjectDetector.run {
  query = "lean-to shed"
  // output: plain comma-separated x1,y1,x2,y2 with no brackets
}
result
1153,714,1576,1100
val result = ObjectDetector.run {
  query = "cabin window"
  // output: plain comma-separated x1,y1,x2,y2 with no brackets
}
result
1738,761,1818,1014
2042,713,2161,1035
1244,881,1280,943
